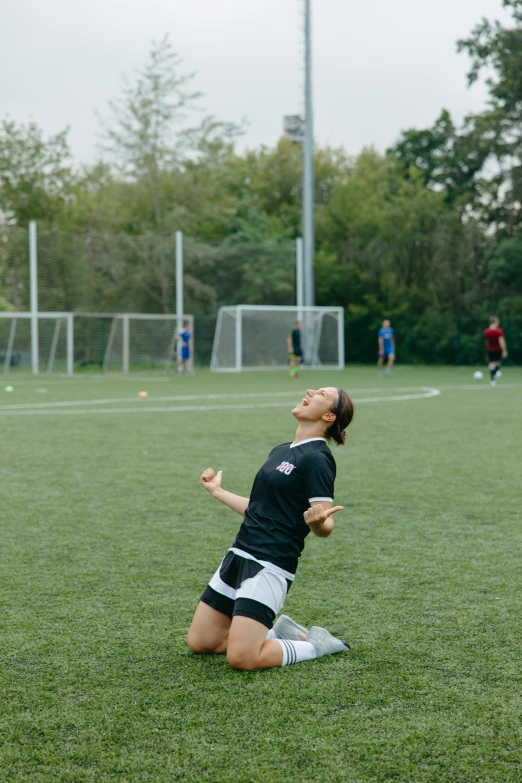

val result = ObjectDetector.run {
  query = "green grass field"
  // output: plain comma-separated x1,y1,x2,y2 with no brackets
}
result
1,366,521,782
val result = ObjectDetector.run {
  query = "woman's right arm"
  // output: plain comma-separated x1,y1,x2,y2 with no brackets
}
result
199,468,249,516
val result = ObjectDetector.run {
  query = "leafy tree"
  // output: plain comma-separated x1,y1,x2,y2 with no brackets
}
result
316,149,485,317
488,234,522,312
457,0,522,232
229,138,347,240
98,35,241,231
0,119,74,226
389,109,490,208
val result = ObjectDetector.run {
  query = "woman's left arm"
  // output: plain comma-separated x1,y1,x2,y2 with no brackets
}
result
303,501,343,538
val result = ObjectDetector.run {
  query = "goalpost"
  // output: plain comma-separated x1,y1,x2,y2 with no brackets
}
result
0,312,194,374
210,305,344,372
0,312,74,375
97,313,194,373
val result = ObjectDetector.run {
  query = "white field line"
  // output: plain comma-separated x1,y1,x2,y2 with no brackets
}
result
0,387,437,411
0,390,307,410
0,388,441,416
436,382,522,391
0,382,519,416
0,375,175,385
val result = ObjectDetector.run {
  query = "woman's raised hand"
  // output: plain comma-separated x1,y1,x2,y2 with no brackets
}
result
199,468,223,495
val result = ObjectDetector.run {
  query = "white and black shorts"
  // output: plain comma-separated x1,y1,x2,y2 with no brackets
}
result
200,547,294,629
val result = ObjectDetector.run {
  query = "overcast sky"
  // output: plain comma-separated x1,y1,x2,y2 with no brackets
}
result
1,0,511,164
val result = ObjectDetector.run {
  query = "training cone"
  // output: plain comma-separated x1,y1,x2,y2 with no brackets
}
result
138,391,148,398
4,385,14,392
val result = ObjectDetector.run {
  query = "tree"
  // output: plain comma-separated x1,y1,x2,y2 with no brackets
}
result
457,0,522,232
389,109,490,208
98,35,241,231
315,149,485,317
0,119,74,226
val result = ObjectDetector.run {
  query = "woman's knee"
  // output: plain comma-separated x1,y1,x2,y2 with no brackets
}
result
187,627,215,655
226,645,258,671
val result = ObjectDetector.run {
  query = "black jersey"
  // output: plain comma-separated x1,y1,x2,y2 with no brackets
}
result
232,438,336,574
290,329,302,353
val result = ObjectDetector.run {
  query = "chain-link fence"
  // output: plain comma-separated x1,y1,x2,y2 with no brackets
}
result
1,226,520,368
0,226,297,316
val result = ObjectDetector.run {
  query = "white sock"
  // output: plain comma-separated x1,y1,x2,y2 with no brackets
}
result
276,639,317,666
266,628,277,639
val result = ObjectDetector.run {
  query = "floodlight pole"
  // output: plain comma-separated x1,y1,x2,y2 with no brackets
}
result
303,0,315,307
29,220,39,374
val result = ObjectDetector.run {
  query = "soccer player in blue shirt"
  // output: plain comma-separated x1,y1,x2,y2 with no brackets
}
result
377,319,395,376
176,321,193,375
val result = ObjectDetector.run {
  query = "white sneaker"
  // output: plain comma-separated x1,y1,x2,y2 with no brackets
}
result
491,380,496,387
272,614,308,641
307,625,350,657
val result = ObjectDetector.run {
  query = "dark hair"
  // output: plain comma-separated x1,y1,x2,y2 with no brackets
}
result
489,315,499,325
184,321,190,328
325,389,354,446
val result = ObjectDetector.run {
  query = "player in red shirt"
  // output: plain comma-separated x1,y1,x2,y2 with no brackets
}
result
484,315,508,386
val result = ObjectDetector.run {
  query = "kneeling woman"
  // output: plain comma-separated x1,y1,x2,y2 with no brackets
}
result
187,387,354,670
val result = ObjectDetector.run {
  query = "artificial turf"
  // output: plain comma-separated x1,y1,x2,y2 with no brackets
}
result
1,366,521,782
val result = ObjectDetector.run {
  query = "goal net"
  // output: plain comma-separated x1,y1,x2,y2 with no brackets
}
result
0,312,73,375
210,305,344,372
0,312,194,374
95,314,194,372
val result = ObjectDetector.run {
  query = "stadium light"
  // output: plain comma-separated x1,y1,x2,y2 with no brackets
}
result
283,115,304,144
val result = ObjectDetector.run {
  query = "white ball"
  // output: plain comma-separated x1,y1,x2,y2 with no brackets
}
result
473,371,484,381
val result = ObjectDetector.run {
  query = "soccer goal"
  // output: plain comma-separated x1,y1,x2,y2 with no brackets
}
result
210,305,344,372
0,312,74,375
96,313,195,373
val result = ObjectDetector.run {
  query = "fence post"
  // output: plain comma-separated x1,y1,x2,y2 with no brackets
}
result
100,318,105,368
235,307,242,371
122,315,130,374
66,314,74,376
29,221,39,374
176,231,183,335
296,238,304,312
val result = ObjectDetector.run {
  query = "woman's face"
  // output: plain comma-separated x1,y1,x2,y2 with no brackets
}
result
292,387,338,423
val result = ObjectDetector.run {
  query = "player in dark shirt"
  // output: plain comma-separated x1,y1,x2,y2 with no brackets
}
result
287,320,303,379
484,315,508,386
187,386,354,670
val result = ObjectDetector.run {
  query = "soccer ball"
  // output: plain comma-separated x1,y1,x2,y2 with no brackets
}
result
473,371,484,381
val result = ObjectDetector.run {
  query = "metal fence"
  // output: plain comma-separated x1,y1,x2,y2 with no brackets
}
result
0,226,297,316
1,226,520,368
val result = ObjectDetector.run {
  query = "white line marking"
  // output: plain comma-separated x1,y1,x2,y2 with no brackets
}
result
1,380,520,417
0,388,441,416
0,390,307,410
0,375,175,385
355,387,441,404
437,383,522,391
0,386,440,411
